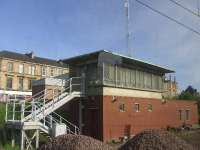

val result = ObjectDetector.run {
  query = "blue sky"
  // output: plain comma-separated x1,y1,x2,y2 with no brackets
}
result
0,0,200,91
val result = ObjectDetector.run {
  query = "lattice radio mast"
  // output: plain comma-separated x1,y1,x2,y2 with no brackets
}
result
197,0,200,16
124,0,132,57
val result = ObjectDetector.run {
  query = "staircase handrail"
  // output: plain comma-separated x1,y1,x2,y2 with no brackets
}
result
51,112,80,134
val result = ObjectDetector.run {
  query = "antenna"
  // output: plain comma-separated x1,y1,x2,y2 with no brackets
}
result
198,0,200,16
124,0,131,57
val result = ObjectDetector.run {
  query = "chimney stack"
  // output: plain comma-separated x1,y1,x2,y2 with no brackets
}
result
26,51,35,59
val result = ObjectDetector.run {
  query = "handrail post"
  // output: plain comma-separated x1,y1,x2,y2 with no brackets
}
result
32,99,35,121
21,100,25,121
70,78,72,94
81,75,85,95
52,89,55,107
12,98,16,121
50,115,53,128
5,102,8,121
43,89,46,126
60,116,62,124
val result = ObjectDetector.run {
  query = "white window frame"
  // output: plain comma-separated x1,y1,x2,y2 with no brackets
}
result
7,62,13,72
41,66,46,76
147,104,153,112
58,69,63,75
19,64,24,74
119,103,125,112
185,109,191,121
28,65,35,75
50,68,54,77
134,103,140,112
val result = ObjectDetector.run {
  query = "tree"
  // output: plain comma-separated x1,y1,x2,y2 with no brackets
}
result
179,86,200,101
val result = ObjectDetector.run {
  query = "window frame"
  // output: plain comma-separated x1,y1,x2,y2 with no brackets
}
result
41,66,46,76
28,65,35,75
18,77,24,91
119,103,125,112
185,109,191,121
50,67,54,77
19,64,24,74
178,109,183,120
7,62,13,73
6,76,13,89
147,104,153,112
134,103,140,112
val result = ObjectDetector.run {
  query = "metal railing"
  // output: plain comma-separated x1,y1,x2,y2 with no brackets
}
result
5,77,84,135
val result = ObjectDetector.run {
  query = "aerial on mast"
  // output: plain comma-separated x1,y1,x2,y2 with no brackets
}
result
198,0,200,16
124,0,131,57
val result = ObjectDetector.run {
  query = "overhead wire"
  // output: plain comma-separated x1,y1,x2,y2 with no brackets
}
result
168,0,200,18
197,0,200,16
135,0,200,36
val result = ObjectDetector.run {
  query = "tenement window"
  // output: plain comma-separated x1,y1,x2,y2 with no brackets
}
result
119,103,125,112
19,64,24,74
50,68,54,77
58,69,63,75
41,66,46,76
19,77,24,91
28,65,35,75
28,79,34,90
6,76,13,89
7,62,13,72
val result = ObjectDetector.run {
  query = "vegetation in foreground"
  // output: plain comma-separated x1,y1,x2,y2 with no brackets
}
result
0,103,20,150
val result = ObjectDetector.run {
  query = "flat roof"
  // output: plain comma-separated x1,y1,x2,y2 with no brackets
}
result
63,49,175,73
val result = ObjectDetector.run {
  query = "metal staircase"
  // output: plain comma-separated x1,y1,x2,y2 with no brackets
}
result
5,77,84,150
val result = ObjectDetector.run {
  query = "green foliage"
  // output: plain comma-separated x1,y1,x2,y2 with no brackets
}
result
178,86,200,123
0,143,20,150
178,86,200,101
0,103,6,128
0,103,19,150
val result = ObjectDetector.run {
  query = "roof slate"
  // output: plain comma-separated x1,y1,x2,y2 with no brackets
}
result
0,50,68,68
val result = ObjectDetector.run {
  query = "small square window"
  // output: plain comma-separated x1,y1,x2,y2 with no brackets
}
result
147,104,153,112
134,103,140,112
119,103,125,112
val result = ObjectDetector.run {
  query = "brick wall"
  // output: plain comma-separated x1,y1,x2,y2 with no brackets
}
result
103,96,199,142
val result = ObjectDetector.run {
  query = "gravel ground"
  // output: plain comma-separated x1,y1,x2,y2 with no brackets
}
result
119,129,196,150
39,134,114,150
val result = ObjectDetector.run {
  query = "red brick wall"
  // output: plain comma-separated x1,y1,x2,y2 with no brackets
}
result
103,96,199,142
58,96,103,141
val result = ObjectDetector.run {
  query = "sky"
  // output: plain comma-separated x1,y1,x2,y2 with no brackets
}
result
0,0,200,91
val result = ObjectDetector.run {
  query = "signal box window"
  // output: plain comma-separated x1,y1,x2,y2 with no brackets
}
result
185,110,190,121
119,103,125,112
134,103,140,112
147,104,153,112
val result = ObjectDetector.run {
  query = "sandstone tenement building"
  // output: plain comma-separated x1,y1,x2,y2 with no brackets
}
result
0,50,68,101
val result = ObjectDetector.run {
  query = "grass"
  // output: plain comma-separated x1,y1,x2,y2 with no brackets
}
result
0,143,20,150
